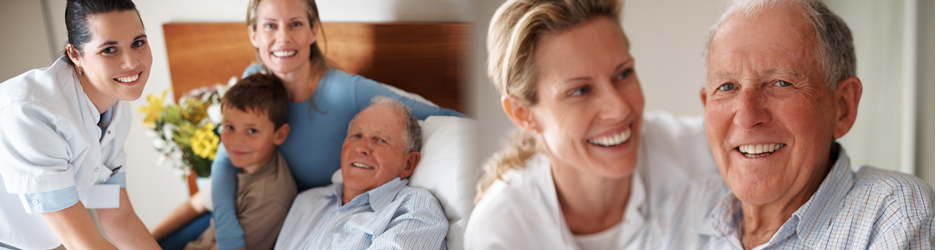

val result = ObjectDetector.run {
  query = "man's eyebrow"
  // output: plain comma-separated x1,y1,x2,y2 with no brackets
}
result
763,66,800,79
710,71,735,80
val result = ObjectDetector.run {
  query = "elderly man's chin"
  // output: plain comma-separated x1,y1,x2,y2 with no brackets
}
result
720,151,797,205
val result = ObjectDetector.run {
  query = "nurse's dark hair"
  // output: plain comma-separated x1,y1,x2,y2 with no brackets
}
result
63,0,141,66
222,73,290,130
477,0,623,203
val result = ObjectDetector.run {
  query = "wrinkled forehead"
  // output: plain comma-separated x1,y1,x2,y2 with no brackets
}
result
707,4,820,81
350,105,406,138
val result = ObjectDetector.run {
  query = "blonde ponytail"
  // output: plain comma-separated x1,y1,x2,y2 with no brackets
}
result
476,130,541,203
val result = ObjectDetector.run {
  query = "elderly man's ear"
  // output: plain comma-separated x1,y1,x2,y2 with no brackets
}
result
401,152,420,179
833,77,862,139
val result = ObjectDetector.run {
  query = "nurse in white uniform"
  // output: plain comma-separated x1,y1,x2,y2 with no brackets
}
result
464,0,719,249
0,0,159,249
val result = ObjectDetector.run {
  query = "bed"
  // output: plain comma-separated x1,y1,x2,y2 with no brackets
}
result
162,22,478,250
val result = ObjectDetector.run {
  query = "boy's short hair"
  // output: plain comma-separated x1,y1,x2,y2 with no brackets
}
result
221,73,289,129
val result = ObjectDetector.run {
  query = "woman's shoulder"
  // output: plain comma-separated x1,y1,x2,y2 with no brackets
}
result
468,153,554,230
325,69,371,85
466,155,565,249
638,111,718,193
0,58,75,110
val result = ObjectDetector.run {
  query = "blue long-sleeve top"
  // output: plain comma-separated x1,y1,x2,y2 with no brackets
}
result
211,67,465,249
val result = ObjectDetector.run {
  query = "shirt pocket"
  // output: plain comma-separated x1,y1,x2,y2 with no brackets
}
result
332,212,386,249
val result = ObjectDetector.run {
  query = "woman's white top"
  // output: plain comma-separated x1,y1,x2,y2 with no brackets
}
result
0,57,131,249
464,112,719,250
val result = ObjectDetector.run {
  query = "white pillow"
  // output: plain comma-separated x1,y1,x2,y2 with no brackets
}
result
331,115,479,250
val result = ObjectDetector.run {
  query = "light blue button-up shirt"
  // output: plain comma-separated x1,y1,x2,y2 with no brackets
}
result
645,147,935,249
275,177,448,249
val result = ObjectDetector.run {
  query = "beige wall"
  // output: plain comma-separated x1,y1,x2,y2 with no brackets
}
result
915,0,934,187
0,1,55,81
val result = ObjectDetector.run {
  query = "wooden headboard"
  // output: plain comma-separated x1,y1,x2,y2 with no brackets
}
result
163,22,470,112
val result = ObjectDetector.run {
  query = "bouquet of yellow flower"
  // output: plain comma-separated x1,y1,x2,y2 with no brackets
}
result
138,77,236,178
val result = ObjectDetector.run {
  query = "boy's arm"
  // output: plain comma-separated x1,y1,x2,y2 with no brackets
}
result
149,191,208,240
366,191,448,250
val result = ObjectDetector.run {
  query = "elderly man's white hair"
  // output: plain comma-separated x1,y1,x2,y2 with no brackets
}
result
347,96,423,154
704,0,856,89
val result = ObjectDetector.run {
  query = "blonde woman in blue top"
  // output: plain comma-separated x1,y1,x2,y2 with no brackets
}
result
0,0,159,249
209,0,464,249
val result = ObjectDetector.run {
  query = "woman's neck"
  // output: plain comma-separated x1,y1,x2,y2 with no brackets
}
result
77,72,117,114
551,158,633,235
274,62,327,103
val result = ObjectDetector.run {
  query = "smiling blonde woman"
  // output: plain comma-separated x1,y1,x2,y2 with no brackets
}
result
465,0,719,249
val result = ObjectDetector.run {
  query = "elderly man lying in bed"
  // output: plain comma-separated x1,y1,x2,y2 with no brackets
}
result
273,96,448,250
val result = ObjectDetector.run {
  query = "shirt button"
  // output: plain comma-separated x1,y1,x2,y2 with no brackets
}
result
32,199,39,205
95,167,100,172
107,130,111,135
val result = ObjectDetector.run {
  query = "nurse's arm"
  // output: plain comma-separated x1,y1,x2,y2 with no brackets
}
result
40,201,118,250
96,188,160,249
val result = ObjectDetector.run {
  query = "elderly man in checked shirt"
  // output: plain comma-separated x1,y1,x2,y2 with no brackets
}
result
646,0,935,249
273,97,447,249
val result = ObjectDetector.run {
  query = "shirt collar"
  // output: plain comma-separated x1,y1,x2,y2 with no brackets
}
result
237,152,280,182
701,145,855,246
791,146,854,246
702,188,743,238
331,177,409,211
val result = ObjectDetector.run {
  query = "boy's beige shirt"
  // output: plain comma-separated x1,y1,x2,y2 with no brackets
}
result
186,151,297,250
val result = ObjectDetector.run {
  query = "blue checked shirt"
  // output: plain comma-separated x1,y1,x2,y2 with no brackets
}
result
274,177,448,249
645,148,935,249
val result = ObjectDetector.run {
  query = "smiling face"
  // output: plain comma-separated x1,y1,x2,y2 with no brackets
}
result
68,10,151,108
518,17,643,179
221,106,289,172
249,0,317,75
340,105,418,199
703,3,840,205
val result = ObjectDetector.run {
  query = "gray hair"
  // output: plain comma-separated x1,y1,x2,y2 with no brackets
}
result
704,0,855,89
347,96,423,153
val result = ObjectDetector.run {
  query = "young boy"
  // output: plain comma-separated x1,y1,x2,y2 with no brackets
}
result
151,73,296,250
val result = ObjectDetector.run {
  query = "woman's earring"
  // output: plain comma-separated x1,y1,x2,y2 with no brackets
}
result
77,67,84,76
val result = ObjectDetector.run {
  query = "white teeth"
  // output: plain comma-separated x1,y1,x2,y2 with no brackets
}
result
587,127,631,147
737,143,785,158
351,163,373,169
115,73,139,83
272,50,297,57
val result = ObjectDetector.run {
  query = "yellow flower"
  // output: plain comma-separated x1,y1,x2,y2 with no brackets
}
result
190,122,219,161
137,89,169,128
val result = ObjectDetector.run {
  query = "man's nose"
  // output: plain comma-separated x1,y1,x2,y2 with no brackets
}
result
733,88,771,129
355,140,372,156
